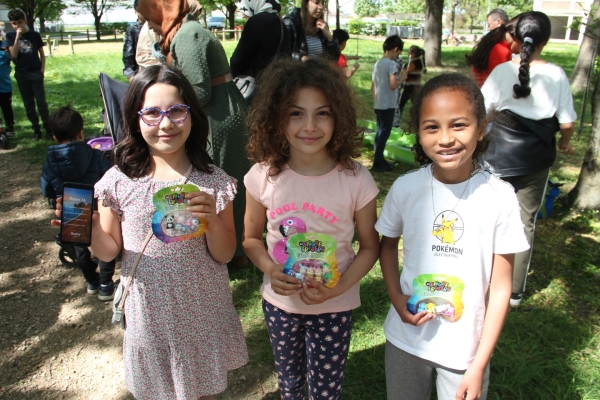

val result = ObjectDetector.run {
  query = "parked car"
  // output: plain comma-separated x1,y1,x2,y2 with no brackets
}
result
208,16,225,30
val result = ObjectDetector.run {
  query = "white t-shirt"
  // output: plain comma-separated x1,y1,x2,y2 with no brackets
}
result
481,61,577,123
372,57,398,110
375,165,529,370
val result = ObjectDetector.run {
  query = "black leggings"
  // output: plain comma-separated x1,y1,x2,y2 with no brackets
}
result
0,91,15,129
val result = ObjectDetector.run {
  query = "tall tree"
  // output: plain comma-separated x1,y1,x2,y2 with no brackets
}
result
72,0,129,41
424,0,443,66
568,72,600,210
354,0,379,18
1,0,63,31
38,1,68,33
570,0,600,93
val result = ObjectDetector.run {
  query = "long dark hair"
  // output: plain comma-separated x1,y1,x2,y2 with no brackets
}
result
408,45,426,73
115,65,212,178
465,15,519,72
410,73,489,166
513,11,551,99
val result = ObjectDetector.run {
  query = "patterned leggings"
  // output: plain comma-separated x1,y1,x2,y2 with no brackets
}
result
262,299,353,400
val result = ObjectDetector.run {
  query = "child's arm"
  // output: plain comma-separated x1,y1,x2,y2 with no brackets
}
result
299,198,379,305
243,192,302,295
389,71,407,90
345,62,360,79
558,122,575,155
345,55,360,60
456,253,513,400
380,235,434,326
186,191,236,264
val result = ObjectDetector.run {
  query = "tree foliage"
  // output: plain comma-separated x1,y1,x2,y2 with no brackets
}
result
1,0,65,31
354,0,379,18
72,0,129,41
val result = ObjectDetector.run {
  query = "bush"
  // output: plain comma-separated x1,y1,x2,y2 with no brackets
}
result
347,19,365,35
235,18,246,27
101,22,130,32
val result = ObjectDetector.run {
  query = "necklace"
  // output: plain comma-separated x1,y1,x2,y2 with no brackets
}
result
430,165,471,218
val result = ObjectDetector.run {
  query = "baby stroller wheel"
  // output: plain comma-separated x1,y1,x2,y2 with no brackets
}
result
0,133,8,149
58,246,78,268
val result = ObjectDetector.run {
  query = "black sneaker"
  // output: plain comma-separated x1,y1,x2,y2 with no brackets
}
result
371,162,393,172
98,282,115,301
33,132,42,141
87,282,99,294
5,128,14,137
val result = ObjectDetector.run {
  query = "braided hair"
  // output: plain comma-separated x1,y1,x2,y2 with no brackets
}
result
513,11,551,99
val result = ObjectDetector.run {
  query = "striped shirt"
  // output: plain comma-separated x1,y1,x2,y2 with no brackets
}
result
306,35,323,58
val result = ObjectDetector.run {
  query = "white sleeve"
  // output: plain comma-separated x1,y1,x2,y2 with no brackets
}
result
481,67,501,113
375,179,404,238
493,188,530,255
555,68,577,123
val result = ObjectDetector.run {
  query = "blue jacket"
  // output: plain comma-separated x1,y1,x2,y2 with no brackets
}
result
0,42,12,93
41,141,112,203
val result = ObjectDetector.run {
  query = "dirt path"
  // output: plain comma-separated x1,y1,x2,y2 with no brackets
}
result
0,149,278,399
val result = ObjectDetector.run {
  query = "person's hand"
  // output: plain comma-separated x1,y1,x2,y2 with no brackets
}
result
455,366,484,399
391,293,435,326
353,61,360,70
299,276,334,305
315,19,332,41
50,196,101,230
267,263,302,296
399,69,408,82
186,191,218,223
558,137,574,155
14,27,23,37
301,55,309,62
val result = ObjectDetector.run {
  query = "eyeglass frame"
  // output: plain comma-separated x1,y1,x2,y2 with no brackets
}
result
137,104,191,126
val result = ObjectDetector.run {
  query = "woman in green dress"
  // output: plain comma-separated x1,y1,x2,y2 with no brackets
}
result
137,0,249,265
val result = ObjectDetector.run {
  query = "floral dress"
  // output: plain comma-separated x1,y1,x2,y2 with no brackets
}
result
95,165,248,399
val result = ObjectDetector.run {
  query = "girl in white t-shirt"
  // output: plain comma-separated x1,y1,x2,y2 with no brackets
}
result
377,73,529,400
243,58,380,398
481,11,576,307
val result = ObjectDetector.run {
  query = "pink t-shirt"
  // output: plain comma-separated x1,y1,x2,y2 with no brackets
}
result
244,161,379,314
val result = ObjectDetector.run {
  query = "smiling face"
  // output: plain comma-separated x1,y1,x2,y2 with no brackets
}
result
285,87,334,162
139,83,191,159
417,89,484,184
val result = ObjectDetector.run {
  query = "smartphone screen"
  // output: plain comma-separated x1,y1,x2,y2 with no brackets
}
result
60,183,94,247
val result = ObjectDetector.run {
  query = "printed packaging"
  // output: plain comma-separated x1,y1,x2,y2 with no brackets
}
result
283,233,340,288
152,184,208,243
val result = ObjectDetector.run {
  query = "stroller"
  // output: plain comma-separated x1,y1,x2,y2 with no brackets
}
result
55,73,128,267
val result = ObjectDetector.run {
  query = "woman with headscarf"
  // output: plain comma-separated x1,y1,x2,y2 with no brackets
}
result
230,0,287,79
137,0,251,267
283,0,339,61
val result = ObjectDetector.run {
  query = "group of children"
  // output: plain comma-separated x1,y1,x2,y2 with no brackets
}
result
0,9,51,140
45,43,531,400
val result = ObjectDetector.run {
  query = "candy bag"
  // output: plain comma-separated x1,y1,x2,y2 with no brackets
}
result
283,233,340,289
152,184,208,243
406,274,465,322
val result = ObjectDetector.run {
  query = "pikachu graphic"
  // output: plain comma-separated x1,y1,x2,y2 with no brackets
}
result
432,215,458,245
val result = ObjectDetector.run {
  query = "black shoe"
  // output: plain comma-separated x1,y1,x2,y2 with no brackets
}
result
5,128,15,137
384,160,395,167
33,132,42,141
98,282,115,301
371,162,393,172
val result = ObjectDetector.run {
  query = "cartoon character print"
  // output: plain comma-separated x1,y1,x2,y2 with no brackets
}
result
273,217,307,264
432,214,458,244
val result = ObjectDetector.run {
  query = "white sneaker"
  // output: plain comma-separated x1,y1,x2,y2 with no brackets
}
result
510,293,522,308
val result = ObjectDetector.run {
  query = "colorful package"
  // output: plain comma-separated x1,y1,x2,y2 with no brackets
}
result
283,233,340,289
406,274,465,322
152,184,208,243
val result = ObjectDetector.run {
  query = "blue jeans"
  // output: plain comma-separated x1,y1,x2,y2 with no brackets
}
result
374,108,396,164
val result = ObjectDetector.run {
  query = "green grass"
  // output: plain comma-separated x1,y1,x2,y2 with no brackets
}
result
8,39,600,399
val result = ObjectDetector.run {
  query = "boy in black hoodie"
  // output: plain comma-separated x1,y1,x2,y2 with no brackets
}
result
41,105,116,300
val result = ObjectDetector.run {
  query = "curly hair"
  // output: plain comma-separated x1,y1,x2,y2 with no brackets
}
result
247,58,363,177
513,11,551,99
115,65,212,178
409,73,489,166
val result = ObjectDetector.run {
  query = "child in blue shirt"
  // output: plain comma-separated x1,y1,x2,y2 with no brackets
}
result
0,40,15,136
41,105,116,300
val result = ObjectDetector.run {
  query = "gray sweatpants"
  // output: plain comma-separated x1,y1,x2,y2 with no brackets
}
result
385,341,489,400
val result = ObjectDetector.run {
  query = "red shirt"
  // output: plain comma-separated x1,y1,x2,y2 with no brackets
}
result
337,54,348,68
473,40,512,87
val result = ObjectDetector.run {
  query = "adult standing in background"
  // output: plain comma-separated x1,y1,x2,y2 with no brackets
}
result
486,8,508,31
283,0,339,61
230,0,287,79
123,0,143,81
137,0,250,266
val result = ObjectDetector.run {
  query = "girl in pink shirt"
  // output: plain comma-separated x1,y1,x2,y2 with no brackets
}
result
243,58,380,398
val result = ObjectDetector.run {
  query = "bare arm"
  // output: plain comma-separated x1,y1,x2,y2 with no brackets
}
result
8,31,20,59
300,198,379,305
455,253,513,400
186,191,236,263
558,122,575,155
345,62,360,79
380,235,433,326
243,192,302,295
389,70,407,90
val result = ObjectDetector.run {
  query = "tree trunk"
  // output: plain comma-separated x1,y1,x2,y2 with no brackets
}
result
95,16,102,41
424,0,443,67
226,3,236,39
39,15,46,33
568,73,600,210
570,0,600,93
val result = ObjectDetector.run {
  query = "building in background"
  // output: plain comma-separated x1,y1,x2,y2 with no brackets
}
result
533,0,594,44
